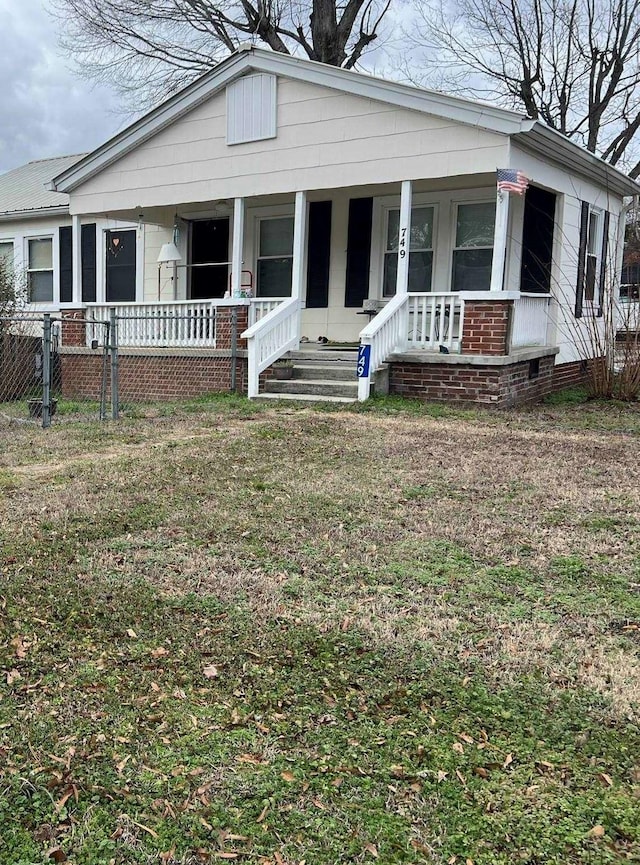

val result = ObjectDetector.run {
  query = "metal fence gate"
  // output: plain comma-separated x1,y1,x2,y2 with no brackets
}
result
0,314,111,428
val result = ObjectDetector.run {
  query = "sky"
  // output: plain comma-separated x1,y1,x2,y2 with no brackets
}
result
0,0,414,176
0,0,127,173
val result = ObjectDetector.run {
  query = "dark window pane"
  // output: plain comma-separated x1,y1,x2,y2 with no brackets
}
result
384,250,433,296
452,248,493,291
258,258,292,297
29,271,53,303
260,218,294,257
585,254,596,302
408,251,433,292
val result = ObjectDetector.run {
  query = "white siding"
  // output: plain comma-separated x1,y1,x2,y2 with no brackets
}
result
511,143,624,365
69,77,509,215
226,74,277,145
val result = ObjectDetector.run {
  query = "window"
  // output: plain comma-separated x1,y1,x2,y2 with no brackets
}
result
584,209,601,303
383,206,434,296
227,74,277,145
0,240,13,265
257,217,294,297
27,237,53,302
452,202,495,291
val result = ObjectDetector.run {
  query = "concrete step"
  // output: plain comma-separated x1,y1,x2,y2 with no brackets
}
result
265,378,359,398
290,349,359,362
254,392,357,404
292,363,357,382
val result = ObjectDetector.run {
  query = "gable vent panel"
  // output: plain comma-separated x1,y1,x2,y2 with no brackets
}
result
226,73,277,145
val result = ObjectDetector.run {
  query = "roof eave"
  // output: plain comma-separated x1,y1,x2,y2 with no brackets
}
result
514,123,640,198
0,204,70,223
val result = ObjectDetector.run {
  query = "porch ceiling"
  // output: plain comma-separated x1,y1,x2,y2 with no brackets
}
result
82,174,498,226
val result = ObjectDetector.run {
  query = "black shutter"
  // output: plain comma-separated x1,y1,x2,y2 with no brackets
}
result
597,210,610,317
575,201,589,318
81,224,97,303
345,197,373,308
59,226,73,303
306,201,332,308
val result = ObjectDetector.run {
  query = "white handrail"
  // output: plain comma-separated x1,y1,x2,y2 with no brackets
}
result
248,297,288,326
358,292,465,401
358,294,408,401
242,297,301,397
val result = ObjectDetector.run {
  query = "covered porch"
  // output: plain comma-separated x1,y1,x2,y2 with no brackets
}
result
68,173,556,400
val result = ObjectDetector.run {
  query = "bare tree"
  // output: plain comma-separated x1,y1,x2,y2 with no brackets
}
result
409,0,640,177
51,0,392,108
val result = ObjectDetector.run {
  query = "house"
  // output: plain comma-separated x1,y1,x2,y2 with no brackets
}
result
39,46,640,404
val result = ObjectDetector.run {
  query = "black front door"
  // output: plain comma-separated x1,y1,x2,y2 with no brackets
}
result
520,186,556,294
190,219,230,299
105,229,136,302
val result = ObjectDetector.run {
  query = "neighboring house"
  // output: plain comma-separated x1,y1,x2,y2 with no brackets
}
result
38,46,640,404
0,156,142,309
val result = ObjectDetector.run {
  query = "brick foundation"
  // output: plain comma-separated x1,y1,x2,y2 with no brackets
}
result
389,354,557,406
551,359,589,391
61,350,247,402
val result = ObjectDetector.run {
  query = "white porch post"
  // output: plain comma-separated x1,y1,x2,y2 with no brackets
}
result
490,189,510,292
395,180,413,295
231,197,245,298
71,214,82,305
291,190,308,301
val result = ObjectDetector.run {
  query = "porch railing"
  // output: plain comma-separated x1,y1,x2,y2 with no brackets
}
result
358,292,464,401
407,292,464,351
84,299,241,348
242,297,301,398
248,298,289,327
511,295,552,348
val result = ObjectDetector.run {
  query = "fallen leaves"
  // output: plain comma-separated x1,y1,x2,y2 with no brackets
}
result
6,669,21,685
203,664,220,679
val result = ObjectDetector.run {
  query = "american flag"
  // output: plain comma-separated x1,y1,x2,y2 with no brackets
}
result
496,169,529,195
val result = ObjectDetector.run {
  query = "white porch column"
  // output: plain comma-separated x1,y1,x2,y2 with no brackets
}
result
71,214,82,305
231,197,245,298
489,189,510,292
291,190,308,301
395,180,413,295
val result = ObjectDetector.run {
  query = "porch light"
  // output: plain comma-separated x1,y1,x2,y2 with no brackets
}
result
157,242,182,263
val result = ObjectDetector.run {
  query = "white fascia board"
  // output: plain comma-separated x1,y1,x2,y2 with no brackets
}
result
50,47,528,195
513,123,640,198
0,205,70,223
250,51,527,134
49,52,254,194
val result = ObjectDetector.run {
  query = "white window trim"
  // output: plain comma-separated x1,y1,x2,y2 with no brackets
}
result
583,205,603,312
450,198,496,294
187,217,232,301
25,234,56,307
255,214,295,298
371,188,495,299
96,221,144,304
381,203,437,297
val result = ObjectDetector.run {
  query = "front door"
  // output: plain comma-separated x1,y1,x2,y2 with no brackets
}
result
105,229,137,302
190,219,230,299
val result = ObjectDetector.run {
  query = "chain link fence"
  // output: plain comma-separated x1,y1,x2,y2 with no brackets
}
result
0,306,245,428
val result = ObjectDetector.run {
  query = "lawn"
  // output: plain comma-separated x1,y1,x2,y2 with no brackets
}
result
1,394,639,864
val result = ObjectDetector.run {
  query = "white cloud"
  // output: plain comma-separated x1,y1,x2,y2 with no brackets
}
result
0,0,127,172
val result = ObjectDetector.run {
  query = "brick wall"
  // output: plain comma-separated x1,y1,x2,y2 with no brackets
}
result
61,309,86,348
551,359,589,390
461,300,513,355
390,355,556,406
61,351,247,402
